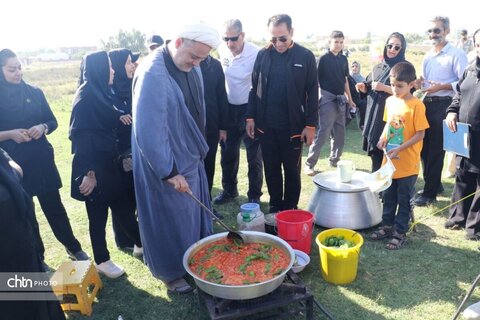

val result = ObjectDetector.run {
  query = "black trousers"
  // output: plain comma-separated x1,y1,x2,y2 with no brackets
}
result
205,131,220,194
448,166,480,236
421,99,451,198
112,172,137,248
85,196,142,264
220,104,263,198
357,99,367,129
36,189,82,255
260,127,303,210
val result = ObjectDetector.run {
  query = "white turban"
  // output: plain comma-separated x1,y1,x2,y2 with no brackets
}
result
177,21,220,49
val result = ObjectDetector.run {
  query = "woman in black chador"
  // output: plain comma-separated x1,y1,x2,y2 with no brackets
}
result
0,48,88,264
108,48,138,250
356,32,408,172
0,148,66,320
70,51,142,278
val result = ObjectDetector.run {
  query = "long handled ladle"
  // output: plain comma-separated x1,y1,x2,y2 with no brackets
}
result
186,190,246,244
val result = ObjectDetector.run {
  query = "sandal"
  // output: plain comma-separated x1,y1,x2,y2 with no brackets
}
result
165,278,194,294
370,225,393,240
386,232,407,250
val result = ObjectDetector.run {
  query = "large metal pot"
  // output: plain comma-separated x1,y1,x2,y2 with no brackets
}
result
183,231,294,300
307,171,382,230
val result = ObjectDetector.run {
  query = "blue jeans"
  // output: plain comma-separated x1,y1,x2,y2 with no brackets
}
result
382,175,417,234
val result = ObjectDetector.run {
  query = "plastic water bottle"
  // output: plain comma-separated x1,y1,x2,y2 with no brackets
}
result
237,203,265,232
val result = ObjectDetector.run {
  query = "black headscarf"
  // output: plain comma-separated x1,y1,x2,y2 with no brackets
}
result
108,48,132,104
0,148,66,318
82,51,111,104
362,32,408,160
383,32,407,68
70,51,119,138
0,49,29,123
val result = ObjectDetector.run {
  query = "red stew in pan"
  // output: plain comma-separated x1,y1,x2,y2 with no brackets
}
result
188,238,290,285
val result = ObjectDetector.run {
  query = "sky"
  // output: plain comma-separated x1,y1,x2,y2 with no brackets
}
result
1,0,477,51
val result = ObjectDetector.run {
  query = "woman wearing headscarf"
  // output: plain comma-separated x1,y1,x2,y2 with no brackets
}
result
348,61,367,129
0,48,88,265
109,48,135,125
70,51,142,278
108,48,138,251
0,148,66,320
350,61,365,83
356,32,408,172
108,49,140,251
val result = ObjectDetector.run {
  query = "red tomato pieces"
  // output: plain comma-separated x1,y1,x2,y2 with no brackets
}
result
188,238,290,285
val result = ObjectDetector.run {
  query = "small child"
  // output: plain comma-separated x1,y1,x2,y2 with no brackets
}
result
370,62,429,250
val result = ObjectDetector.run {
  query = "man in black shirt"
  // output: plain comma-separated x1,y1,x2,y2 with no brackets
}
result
200,56,229,197
246,14,318,213
305,31,356,175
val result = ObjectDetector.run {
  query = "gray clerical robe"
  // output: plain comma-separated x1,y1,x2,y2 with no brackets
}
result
131,49,213,282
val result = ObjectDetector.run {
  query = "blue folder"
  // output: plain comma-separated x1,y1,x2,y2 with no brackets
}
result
442,120,470,158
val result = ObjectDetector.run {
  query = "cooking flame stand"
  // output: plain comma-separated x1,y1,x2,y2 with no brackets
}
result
197,270,314,319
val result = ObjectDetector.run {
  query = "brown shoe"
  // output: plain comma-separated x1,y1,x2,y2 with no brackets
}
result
370,225,393,240
386,232,407,250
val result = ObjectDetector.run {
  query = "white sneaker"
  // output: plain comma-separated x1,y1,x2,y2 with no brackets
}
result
444,172,455,179
304,166,318,176
95,260,125,278
133,245,143,257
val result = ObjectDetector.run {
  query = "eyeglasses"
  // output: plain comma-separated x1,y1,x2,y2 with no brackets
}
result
386,44,401,51
222,35,240,42
270,36,289,44
426,28,442,35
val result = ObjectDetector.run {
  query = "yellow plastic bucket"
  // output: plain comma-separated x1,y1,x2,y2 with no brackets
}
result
315,228,364,285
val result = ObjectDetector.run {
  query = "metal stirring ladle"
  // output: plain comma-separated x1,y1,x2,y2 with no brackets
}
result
186,190,246,244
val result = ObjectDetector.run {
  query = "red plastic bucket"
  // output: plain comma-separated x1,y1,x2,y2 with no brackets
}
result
275,210,315,254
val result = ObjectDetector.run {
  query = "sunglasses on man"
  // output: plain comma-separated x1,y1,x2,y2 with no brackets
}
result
270,36,288,44
386,44,401,51
426,28,442,35
222,35,240,42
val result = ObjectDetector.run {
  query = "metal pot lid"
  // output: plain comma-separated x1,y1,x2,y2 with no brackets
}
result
312,170,370,192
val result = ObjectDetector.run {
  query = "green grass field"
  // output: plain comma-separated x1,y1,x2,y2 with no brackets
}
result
21,55,479,320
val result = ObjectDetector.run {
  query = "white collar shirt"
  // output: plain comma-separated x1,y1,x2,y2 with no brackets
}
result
218,41,260,105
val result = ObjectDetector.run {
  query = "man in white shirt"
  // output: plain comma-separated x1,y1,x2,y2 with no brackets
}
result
214,19,263,205
414,16,468,207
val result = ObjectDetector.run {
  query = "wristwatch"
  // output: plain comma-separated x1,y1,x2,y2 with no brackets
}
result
42,123,49,134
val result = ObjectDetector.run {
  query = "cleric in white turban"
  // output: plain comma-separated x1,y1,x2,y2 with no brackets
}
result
131,21,218,293
177,21,220,49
